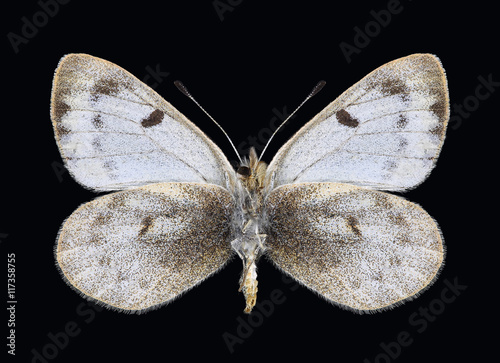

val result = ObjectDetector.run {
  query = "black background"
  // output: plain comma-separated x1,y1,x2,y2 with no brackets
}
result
3,1,496,362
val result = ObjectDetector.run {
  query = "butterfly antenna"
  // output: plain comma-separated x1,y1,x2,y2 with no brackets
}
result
174,80,242,163
258,80,326,162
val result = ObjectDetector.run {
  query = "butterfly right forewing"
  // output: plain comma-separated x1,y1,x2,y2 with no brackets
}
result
265,54,449,192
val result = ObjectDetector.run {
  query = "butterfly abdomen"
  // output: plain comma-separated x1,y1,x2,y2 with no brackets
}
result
230,147,268,313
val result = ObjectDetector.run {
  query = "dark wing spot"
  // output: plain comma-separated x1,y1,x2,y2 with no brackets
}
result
346,215,362,237
370,192,391,209
52,99,70,120
371,272,383,282
92,137,104,152
56,123,70,136
389,256,402,267
93,213,109,226
430,99,447,120
381,78,409,101
107,193,126,209
93,78,120,96
389,213,407,227
98,256,111,266
103,159,116,171
384,159,397,171
92,114,104,129
430,123,444,136
139,216,153,236
396,115,408,129
396,233,412,247
141,109,164,128
397,137,408,150
336,109,359,128
381,79,405,95
429,98,447,137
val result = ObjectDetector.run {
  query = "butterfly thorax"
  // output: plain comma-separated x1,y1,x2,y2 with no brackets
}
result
231,147,268,313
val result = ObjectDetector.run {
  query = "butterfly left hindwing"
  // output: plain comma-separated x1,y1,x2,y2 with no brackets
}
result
56,183,234,312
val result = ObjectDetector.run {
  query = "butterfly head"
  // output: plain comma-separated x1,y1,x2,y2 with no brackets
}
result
236,147,268,193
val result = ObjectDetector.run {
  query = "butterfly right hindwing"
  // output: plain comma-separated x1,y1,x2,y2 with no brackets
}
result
264,182,444,312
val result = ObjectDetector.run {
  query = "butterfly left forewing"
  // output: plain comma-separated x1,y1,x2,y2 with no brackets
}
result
51,54,236,192
264,183,444,312
265,54,449,192
56,182,234,312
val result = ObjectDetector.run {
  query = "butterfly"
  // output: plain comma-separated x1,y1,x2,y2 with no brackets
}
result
51,53,448,314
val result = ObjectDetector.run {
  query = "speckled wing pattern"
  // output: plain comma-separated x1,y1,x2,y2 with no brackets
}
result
56,183,234,312
51,53,236,192
265,54,449,192
51,54,237,312
52,53,448,314
264,183,444,312
264,54,448,312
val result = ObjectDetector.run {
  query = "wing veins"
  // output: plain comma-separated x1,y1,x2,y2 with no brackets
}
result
290,108,436,183
63,113,210,183
349,92,409,106
56,85,154,108
144,135,210,183
65,130,146,136
353,130,434,136
71,150,159,159
360,109,438,125
290,128,359,183
343,149,429,159
67,109,141,125
349,85,444,106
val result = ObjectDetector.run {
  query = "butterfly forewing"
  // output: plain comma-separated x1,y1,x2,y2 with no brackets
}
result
51,54,236,191
264,183,444,312
56,183,234,312
265,54,449,192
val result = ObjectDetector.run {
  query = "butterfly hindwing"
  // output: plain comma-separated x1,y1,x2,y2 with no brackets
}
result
55,183,234,312
51,54,236,191
265,54,449,192
264,182,444,312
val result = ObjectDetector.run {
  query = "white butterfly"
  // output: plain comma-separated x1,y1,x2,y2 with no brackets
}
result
51,53,448,313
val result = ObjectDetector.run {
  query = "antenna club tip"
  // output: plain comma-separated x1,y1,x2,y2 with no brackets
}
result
174,80,192,98
310,80,326,97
